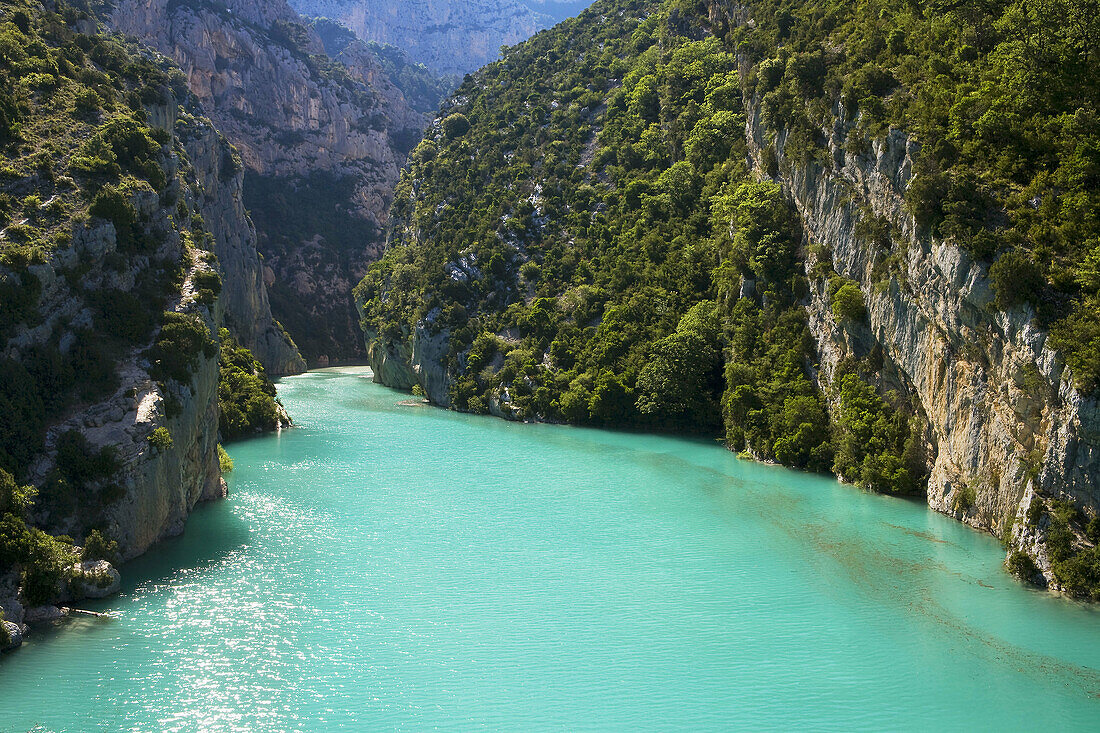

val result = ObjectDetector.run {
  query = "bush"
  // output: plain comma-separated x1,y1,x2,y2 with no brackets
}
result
1026,498,1044,527
0,358,48,477
953,482,976,512
906,163,948,232
88,185,137,247
147,427,173,450
192,269,222,305
635,301,722,429
989,251,1044,311
1043,499,1100,599
20,529,73,606
0,468,35,516
77,116,166,190
830,280,867,322
80,529,118,562
217,444,233,472
832,370,924,495
0,512,32,567
218,330,284,440
1006,550,1039,582
55,430,118,485
88,288,156,343
0,268,44,342
442,113,471,139
73,87,101,119
0,85,20,144
1052,547,1100,601
1049,300,1100,395
147,312,216,385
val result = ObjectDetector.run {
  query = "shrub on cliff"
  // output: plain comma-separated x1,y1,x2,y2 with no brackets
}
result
832,369,924,495
989,251,1045,311
0,512,31,567
1044,500,1100,600
218,329,284,441
73,116,167,191
217,444,234,472
147,427,173,451
829,279,867,322
441,113,470,139
20,529,73,606
0,468,35,517
1006,551,1039,582
88,185,137,248
1049,303,1100,394
147,312,217,386
192,269,222,306
81,529,118,563
37,430,121,517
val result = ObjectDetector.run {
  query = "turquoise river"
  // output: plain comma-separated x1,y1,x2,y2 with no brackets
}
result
3,368,1100,731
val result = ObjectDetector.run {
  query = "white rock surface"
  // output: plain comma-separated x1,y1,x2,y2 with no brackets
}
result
24,605,68,624
72,560,123,600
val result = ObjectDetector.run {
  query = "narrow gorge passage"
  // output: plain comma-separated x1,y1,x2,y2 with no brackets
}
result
3,369,1098,731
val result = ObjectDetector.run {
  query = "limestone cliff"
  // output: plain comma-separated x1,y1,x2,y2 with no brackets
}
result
181,115,306,376
104,0,432,363
745,101,1100,590
5,100,251,560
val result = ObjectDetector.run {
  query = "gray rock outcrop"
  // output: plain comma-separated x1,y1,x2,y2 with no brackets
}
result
23,606,67,625
1,621,23,651
72,561,122,600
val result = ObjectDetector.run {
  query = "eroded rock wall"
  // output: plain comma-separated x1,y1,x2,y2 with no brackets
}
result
180,118,306,375
106,0,429,364
746,100,1100,578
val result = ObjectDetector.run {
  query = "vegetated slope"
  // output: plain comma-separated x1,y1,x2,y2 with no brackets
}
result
288,0,552,76
357,0,1100,598
103,0,439,365
0,0,288,641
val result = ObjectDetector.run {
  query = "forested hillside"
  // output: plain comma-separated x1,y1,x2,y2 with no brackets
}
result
357,0,1100,596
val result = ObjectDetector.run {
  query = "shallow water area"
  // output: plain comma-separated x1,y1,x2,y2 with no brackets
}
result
2,367,1099,731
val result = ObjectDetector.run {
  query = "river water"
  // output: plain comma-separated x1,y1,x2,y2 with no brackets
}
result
3,367,1099,731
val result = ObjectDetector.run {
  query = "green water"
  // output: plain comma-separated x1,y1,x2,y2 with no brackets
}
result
3,368,1099,731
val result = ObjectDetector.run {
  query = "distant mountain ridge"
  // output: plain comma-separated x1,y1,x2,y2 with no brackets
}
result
289,0,594,75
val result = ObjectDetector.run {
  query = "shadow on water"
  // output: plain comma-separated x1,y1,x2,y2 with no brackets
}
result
61,498,252,615
117,499,252,593
0,500,251,663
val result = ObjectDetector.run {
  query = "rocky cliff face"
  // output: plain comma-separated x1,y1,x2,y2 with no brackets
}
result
105,0,431,364
746,101,1100,588
288,0,551,75
181,116,306,376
